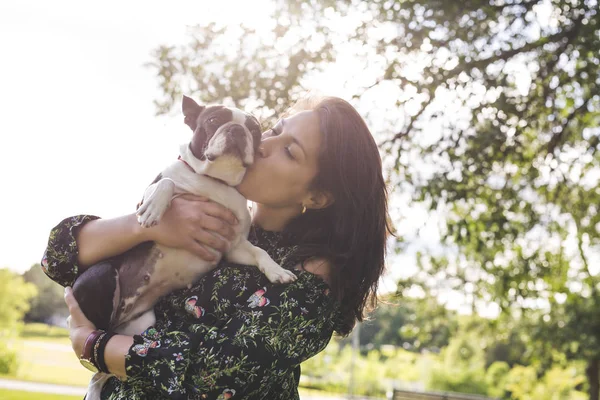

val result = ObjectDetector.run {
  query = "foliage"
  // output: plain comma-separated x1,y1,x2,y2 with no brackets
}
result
486,361,511,398
301,335,588,399
386,1,600,396
0,340,18,374
503,365,587,400
147,0,342,124
0,269,36,376
0,269,37,334
340,294,458,352
21,264,69,324
301,339,434,396
426,326,488,395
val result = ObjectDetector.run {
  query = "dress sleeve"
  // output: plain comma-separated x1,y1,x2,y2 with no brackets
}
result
40,215,101,287
124,271,336,399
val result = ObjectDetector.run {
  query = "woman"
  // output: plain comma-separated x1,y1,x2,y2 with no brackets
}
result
42,96,392,399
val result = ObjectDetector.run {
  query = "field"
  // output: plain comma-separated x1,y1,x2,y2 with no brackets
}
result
1,324,91,387
0,389,82,400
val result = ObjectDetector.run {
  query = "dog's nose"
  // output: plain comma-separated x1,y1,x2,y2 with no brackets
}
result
230,125,247,158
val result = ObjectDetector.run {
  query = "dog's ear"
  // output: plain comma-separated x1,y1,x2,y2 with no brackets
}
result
182,95,205,130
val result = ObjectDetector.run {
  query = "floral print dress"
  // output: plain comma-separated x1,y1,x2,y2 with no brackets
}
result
41,215,339,400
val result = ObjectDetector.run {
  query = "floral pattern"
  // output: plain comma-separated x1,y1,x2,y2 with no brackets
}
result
42,215,339,399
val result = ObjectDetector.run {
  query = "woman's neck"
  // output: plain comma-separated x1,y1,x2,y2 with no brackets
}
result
251,203,299,232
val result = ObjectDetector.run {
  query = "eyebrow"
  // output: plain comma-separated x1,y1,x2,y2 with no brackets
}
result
281,118,307,158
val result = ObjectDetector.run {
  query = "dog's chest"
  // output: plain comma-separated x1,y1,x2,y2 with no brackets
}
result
118,245,216,323
151,244,215,290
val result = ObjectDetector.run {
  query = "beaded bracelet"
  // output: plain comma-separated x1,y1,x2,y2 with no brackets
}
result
96,332,117,374
91,332,107,371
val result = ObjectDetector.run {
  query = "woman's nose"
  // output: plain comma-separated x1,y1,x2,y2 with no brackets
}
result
258,137,275,158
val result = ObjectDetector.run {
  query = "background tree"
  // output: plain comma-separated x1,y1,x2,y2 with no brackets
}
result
0,269,37,334
386,2,600,398
148,0,600,397
344,295,457,351
22,264,69,324
0,268,37,374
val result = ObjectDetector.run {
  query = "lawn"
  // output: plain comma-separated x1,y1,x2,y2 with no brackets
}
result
0,388,82,400
1,323,92,387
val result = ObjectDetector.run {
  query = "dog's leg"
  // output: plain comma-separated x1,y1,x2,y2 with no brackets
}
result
225,240,297,284
72,262,119,331
136,178,176,228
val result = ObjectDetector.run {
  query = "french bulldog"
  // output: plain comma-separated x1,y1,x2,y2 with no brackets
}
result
73,96,297,399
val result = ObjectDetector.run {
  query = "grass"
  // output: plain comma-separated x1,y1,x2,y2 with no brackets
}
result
18,323,69,338
299,387,347,397
1,323,92,387
0,389,82,400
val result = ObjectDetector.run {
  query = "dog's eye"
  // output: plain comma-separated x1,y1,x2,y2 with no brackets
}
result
208,117,220,126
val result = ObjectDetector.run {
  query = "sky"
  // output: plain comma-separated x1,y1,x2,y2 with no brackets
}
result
0,0,273,271
0,0,439,297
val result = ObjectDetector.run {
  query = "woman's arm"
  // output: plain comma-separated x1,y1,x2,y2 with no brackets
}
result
75,213,147,267
42,195,239,287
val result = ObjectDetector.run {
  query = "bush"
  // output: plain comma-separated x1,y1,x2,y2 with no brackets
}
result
428,366,489,395
0,340,18,374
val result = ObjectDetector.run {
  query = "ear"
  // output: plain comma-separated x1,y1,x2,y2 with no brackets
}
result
304,190,335,211
182,95,205,130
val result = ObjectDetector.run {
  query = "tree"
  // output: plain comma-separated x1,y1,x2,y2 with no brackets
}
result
0,268,36,374
0,269,37,333
385,2,600,398
344,295,457,351
147,0,600,397
22,264,69,324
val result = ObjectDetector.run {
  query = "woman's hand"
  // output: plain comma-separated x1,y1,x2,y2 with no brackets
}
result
144,194,239,262
64,286,96,357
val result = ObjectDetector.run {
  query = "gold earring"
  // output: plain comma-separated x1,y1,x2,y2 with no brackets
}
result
302,205,307,214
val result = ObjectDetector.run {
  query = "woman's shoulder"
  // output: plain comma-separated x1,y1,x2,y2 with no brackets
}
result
294,258,332,287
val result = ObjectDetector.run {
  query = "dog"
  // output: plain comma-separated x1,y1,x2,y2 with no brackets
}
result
72,95,297,399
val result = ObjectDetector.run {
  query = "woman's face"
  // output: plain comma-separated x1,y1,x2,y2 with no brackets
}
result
237,110,322,209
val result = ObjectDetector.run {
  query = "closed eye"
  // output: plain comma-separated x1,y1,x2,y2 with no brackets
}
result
285,146,295,160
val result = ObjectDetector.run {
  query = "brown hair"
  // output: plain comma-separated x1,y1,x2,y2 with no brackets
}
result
283,96,393,336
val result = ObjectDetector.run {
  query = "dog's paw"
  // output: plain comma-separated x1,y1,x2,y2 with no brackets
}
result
264,267,297,284
137,214,159,228
136,200,165,228
137,179,175,228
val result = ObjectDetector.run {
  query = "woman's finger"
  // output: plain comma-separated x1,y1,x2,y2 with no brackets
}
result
200,201,238,226
200,214,235,240
188,239,218,262
64,287,89,325
192,229,229,253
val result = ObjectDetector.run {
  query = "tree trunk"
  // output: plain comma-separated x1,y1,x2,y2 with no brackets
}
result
586,358,600,400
